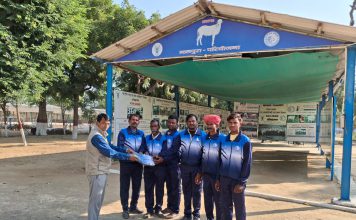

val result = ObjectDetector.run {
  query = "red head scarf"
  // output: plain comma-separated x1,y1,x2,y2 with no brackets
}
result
203,114,221,125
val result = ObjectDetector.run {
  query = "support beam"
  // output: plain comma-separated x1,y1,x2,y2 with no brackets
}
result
198,0,210,13
316,104,321,147
115,43,132,53
320,95,327,155
194,3,206,15
328,81,334,100
207,3,218,15
340,46,356,201
106,63,113,144
260,12,268,25
326,81,333,170
174,86,180,117
151,26,165,36
316,22,324,35
331,95,337,181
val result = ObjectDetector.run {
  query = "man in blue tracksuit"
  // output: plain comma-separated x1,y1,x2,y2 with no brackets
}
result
195,115,225,220
159,114,205,220
141,119,166,219
218,113,252,220
154,115,181,219
117,113,146,219
86,113,137,220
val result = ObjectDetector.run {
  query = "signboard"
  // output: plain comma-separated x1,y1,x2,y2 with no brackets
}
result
286,103,317,142
117,16,342,62
234,102,259,137
258,105,287,141
152,97,176,131
258,125,286,141
113,91,152,144
234,102,259,113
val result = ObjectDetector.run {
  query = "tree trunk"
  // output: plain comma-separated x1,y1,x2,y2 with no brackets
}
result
144,81,162,96
36,97,48,136
1,100,8,137
16,101,27,146
60,102,66,135
136,75,143,94
72,94,79,140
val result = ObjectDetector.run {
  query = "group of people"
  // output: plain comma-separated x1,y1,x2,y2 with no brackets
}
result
85,112,252,220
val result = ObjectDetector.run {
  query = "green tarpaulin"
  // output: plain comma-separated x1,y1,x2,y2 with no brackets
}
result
126,52,338,104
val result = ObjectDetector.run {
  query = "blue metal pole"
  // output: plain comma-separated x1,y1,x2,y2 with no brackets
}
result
340,46,356,201
106,63,113,144
316,103,321,147
174,86,180,117
325,81,334,169
320,96,326,155
331,95,337,181
328,81,334,100
208,95,212,108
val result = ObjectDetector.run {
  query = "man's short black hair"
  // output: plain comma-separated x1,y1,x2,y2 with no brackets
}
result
227,113,242,122
168,114,178,122
128,113,141,120
150,119,160,127
186,114,198,122
97,113,109,122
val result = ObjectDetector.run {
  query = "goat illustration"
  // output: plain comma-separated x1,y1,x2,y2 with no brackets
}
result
196,19,223,47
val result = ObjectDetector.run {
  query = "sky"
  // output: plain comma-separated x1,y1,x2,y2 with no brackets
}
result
114,0,353,26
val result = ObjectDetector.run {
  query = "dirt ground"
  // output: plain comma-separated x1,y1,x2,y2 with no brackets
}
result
0,135,356,220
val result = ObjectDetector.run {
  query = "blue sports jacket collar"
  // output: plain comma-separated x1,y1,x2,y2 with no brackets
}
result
165,129,178,136
127,126,140,135
206,131,220,140
226,131,242,142
147,132,163,141
184,128,203,136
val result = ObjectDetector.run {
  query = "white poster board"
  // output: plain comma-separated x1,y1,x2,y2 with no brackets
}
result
234,102,259,137
258,104,287,141
286,103,317,142
113,91,152,145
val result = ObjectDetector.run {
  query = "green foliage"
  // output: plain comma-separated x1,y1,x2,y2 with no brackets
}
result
0,0,90,104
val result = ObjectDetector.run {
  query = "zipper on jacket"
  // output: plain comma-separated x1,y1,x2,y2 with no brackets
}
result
186,130,198,162
228,141,233,174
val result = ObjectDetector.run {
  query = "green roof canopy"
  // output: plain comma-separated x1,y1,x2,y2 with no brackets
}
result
126,52,338,104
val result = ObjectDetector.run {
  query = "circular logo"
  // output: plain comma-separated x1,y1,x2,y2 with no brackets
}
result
152,42,163,57
264,31,280,47
287,106,295,113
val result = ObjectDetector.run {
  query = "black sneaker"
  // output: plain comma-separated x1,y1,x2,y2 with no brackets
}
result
122,211,130,219
193,216,200,220
143,212,154,219
129,208,144,214
182,216,192,220
161,208,172,214
166,212,178,219
155,210,166,219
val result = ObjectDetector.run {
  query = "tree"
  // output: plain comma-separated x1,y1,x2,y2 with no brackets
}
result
350,0,356,26
0,17,32,138
0,0,90,136
54,0,158,139
48,92,72,135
